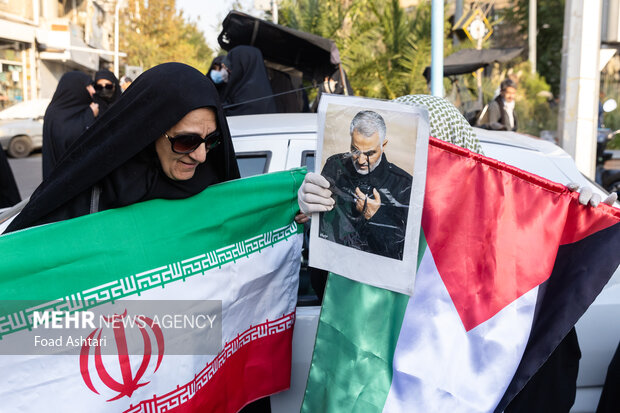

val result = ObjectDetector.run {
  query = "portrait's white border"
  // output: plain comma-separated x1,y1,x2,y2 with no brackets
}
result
309,94,430,296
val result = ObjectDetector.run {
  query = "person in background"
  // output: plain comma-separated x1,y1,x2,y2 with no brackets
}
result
481,78,518,131
0,148,21,208
220,45,277,116
42,71,98,179
206,55,226,99
93,69,121,115
119,75,133,92
598,91,605,128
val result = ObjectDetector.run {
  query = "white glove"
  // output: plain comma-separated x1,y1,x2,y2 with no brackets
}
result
298,172,334,215
567,183,617,207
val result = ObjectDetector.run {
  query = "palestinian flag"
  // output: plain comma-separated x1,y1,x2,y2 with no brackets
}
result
302,137,620,412
0,169,304,412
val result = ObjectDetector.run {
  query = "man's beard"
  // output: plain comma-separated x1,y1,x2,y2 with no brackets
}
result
353,153,382,175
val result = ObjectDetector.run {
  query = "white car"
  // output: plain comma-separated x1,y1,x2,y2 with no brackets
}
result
227,113,620,413
0,99,50,158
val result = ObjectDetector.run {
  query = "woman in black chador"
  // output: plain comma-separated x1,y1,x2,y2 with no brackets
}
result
42,71,98,179
6,63,239,233
92,69,121,115
0,148,21,208
221,45,277,116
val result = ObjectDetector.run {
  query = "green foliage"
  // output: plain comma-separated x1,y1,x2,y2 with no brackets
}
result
504,0,565,96
278,0,452,99
120,0,214,73
513,62,556,135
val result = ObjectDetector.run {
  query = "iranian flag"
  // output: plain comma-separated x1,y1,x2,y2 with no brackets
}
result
302,137,620,412
0,169,305,412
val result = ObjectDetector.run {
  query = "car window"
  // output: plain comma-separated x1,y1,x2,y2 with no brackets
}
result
301,150,315,172
236,152,272,178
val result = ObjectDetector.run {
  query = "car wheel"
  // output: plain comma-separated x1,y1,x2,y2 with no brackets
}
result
7,135,32,158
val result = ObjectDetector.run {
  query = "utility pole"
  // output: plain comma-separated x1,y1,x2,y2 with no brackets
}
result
114,0,125,78
453,0,463,46
558,0,603,179
431,0,444,97
272,0,278,24
529,0,536,73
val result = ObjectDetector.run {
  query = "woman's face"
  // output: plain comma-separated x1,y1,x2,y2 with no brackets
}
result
155,107,217,181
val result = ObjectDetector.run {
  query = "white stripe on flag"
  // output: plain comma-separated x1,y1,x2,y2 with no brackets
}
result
383,247,538,413
0,234,301,412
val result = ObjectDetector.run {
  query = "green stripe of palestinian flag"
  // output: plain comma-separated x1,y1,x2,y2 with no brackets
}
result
0,168,304,310
302,234,427,412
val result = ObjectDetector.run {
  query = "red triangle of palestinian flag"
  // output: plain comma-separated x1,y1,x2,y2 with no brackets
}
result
423,138,620,332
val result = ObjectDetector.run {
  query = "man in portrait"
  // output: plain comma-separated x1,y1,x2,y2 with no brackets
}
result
319,110,412,260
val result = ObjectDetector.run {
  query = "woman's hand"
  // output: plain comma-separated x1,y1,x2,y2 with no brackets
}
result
567,183,617,207
298,172,334,215
90,102,99,117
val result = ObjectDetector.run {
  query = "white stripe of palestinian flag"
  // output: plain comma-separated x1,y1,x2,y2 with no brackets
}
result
382,246,537,412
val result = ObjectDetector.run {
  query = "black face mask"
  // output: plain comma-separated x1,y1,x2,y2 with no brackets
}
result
96,87,115,101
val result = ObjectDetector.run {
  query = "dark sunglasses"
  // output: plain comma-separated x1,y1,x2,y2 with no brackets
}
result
94,83,115,90
165,130,221,154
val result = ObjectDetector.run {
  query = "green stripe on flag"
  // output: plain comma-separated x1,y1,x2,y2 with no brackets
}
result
0,169,305,303
302,232,428,412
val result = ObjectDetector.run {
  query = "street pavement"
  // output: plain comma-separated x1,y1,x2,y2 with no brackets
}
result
8,152,42,200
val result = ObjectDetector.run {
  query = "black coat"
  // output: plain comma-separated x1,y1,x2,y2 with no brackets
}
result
42,71,96,179
7,63,240,233
221,46,277,116
319,152,412,260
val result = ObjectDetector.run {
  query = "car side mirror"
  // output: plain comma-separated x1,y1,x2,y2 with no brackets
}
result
603,99,617,113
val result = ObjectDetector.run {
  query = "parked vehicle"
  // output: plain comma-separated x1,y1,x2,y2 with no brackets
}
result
0,99,50,158
227,113,620,413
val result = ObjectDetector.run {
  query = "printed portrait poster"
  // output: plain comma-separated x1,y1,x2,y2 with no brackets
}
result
309,95,429,295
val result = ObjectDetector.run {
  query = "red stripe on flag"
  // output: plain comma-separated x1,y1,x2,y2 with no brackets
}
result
126,314,294,413
423,138,620,332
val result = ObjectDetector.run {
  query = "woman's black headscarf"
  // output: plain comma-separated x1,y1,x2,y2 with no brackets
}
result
42,71,96,179
7,62,240,233
93,69,121,115
221,45,277,116
206,55,226,99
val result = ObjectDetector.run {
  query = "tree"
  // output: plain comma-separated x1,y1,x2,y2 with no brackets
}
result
120,0,214,74
504,0,565,97
278,0,448,99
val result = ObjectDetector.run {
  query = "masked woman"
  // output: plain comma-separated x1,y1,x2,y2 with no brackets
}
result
220,45,277,116
7,62,239,233
42,71,98,179
93,68,121,115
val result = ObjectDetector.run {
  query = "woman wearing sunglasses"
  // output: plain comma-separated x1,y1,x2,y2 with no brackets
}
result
6,62,240,233
93,69,121,115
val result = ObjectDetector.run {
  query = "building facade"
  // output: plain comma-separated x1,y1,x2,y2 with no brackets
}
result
0,0,117,108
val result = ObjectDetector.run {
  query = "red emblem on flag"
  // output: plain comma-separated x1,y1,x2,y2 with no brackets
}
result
79,310,165,401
